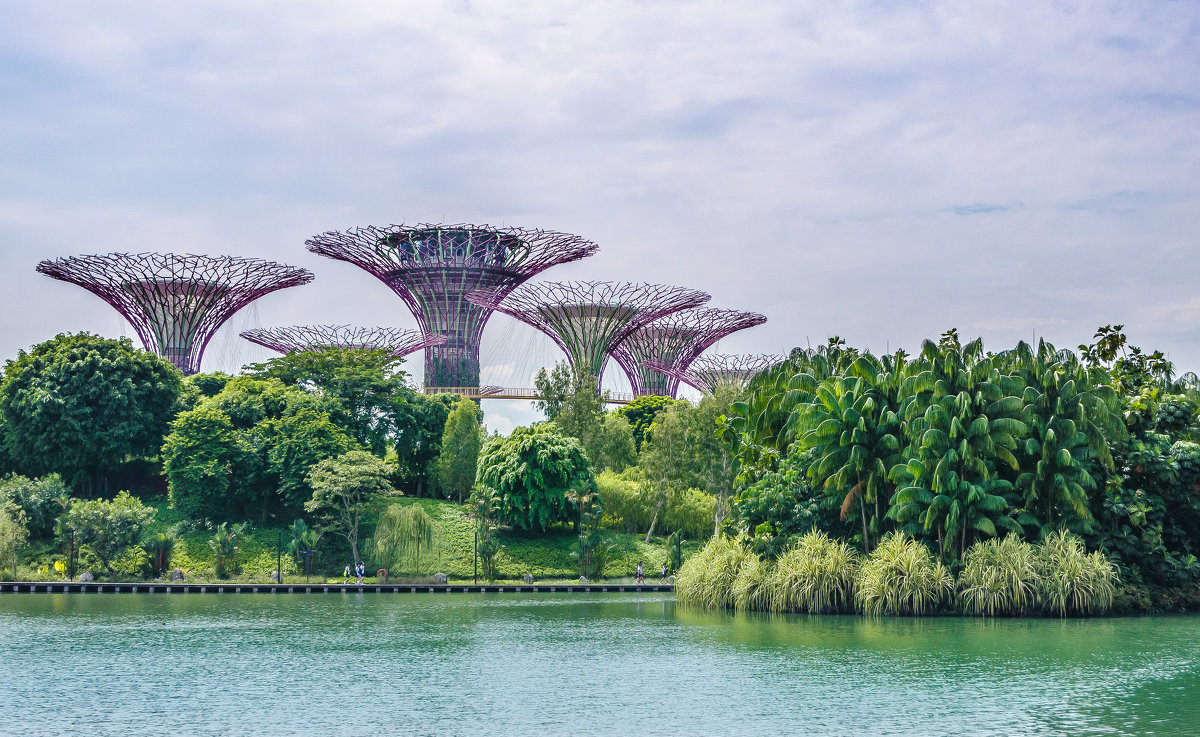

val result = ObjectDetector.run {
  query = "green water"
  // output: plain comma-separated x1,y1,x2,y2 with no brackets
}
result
1,593,1197,736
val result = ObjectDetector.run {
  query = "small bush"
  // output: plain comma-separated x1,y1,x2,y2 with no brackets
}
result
767,531,858,613
664,487,717,540
1037,530,1118,616
854,533,953,616
957,535,1042,616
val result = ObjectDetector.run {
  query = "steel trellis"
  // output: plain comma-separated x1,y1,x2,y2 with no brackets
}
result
305,223,598,388
36,253,314,375
646,353,783,395
470,280,711,386
240,325,445,358
612,308,766,398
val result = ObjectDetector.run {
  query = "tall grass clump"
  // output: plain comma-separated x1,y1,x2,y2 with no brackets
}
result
957,535,1042,616
767,531,858,613
675,535,754,609
1037,530,1118,616
732,554,772,611
854,533,953,616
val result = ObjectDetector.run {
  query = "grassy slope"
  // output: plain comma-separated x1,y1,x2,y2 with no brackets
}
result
20,497,700,583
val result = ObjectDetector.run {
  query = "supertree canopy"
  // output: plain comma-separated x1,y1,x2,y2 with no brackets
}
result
647,353,783,395
36,253,314,375
612,308,767,398
306,223,598,388
240,325,445,358
471,280,711,386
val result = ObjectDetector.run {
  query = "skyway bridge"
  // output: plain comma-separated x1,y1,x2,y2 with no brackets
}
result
422,386,634,404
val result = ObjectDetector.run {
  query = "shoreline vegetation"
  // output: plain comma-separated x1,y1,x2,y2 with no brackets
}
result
2,327,1200,617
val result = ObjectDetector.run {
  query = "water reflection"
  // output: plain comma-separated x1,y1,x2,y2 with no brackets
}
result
0,594,1196,737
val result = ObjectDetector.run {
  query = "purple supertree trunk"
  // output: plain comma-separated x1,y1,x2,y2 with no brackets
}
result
469,280,710,388
241,325,445,358
36,253,313,375
646,353,784,395
612,308,766,397
306,224,597,388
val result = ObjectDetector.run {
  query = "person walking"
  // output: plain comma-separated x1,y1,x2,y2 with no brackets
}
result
660,562,669,584
355,561,365,585
635,562,644,586
343,564,352,584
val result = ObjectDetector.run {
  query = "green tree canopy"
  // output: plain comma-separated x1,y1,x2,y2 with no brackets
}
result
0,333,183,495
617,395,677,451
306,450,398,566
475,425,595,531
437,397,484,502
62,491,155,574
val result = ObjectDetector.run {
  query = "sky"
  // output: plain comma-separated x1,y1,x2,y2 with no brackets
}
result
1,1,1198,434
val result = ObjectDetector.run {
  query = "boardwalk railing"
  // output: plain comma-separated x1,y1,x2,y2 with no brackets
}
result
423,387,634,404
1,582,672,595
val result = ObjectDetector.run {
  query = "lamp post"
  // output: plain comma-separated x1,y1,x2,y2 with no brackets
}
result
473,528,478,585
276,530,282,585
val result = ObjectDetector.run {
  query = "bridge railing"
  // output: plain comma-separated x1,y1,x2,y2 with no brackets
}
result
423,387,634,404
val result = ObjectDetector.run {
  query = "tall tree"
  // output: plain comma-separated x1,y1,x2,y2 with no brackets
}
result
0,333,182,495
437,397,484,502
306,450,398,567
475,425,595,531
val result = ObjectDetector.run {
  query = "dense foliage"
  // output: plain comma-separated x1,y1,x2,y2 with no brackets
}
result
0,333,182,495
475,425,596,532
725,329,1200,596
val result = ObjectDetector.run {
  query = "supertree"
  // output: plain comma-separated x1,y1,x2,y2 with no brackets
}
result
612,308,767,398
240,325,445,358
471,281,710,386
36,253,314,375
647,353,783,395
306,223,598,388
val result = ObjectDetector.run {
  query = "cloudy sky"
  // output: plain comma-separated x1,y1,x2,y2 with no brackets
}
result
2,1,1198,433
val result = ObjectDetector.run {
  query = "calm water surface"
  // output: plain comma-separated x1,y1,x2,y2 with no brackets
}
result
0,592,1197,736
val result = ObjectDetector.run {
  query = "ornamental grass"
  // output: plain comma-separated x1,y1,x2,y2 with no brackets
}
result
1037,530,1117,616
854,532,954,616
675,534,754,610
731,554,772,611
957,535,1042,617
767,531,858,613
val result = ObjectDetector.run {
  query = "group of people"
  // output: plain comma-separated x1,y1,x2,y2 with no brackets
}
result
343,561,366,585
634,562,671,585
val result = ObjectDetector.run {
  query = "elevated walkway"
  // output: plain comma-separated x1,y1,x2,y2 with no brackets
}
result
423,386,633,404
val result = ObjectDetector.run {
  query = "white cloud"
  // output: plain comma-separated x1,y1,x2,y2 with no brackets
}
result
1,0,1198,387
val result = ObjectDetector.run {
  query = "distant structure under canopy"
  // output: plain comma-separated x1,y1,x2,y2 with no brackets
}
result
612,308,766,398
647,353,783,395
471,280,710,387
240,325,444,358
306,223,598,388
36,253,314,375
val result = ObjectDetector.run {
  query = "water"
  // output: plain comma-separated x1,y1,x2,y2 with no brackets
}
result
1,593,1198,736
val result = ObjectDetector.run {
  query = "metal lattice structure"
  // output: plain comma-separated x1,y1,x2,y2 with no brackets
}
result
36,253,314,375
471,280,711,385
612,308,767,397
306,223,598,388
240,325,445,358
647,353,783,395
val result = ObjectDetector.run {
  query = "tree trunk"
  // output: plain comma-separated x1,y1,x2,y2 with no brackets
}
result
645,497,665,543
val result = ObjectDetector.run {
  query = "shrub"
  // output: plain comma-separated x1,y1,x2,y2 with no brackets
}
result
767,531,858,613
0,506,29,579
675,534,754,609
854,533,953,616
958,535,1042,616
0,474,69,540
1037,530,1118,616
373,504,437,575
